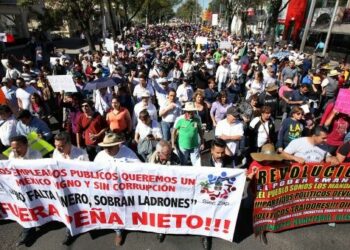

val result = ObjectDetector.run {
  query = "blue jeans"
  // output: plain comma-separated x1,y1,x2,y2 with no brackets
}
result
160,121,174,141
178,147,200,166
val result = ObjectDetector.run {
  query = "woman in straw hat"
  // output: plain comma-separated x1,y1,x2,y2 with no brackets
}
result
247,143,285,245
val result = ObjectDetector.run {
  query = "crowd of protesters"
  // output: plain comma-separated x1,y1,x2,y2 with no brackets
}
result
1,24,350,249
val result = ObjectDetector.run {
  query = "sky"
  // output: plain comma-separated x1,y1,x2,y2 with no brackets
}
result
174,0,210,11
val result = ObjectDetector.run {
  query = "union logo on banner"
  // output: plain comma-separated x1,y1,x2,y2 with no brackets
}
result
200,172,237,201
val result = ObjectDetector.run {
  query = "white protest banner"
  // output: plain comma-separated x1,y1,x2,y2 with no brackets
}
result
212,14,219,26
105,38,115,52
47,75,77,93
0,160,245,241
219,41,232,50
195,36,208,45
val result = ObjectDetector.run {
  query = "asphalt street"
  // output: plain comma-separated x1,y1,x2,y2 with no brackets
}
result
1,217,350,250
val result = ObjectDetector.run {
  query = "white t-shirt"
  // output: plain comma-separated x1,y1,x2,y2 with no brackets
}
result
133,83,155,101
284,137,329,163
176,84,194,104
94,145,140,163
133,101,158,126
215,119,244,154
16,86,40,110
52,145,89,161
159,101,182,123
135,120,162,140
0,115,17,146
250,117,270,147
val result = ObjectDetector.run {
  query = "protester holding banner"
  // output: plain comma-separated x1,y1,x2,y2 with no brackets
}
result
281,126,338,164
8,135,41,246
94,133,140,246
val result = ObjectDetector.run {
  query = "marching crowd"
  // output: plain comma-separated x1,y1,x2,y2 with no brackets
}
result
1,24,350,249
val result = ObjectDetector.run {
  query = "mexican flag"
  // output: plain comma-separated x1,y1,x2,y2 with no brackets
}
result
0,33,15,43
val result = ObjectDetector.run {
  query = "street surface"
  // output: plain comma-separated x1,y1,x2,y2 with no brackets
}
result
1,217,350,250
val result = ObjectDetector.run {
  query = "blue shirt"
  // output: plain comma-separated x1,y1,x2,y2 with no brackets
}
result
16,116,52,140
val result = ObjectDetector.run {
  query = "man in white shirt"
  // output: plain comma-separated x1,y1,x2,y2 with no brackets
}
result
0,105,17,148
15,77,41,110
52,131,89,161
176,77,194,106
94,133,140,247
9,135,41,247
94,87,112,117
132,73,155,103
133,91,157,126
52,131,88,245
215,107,244,158
281,126,338,165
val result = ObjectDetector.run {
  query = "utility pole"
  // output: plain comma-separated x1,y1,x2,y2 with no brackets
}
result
322,0,340,57
299,0,317,53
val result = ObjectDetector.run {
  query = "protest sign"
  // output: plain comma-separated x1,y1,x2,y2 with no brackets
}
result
249,161,350,234
2,132,54,158
0,160,245,241
195,36,208,45
212,14,219,26
335,88,350,115
47,75,77,93
49,57,60,66
219,41,232,50
105,38,114,52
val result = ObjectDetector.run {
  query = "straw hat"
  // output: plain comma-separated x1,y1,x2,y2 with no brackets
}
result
266,84,278,92
284,79,293,85
98,133,124,147
313,76,321,85
183,102,198,112
328,69,340,77
251,144,284,162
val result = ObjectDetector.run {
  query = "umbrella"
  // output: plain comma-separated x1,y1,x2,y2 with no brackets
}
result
270,51,291,61
84,77,123,91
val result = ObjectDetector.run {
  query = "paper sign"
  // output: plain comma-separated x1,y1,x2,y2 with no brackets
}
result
1,59,8,69
300,104,310,114
50,57,60,66
105,38,115,52
212,14,218,26
195,36,208,45
47,75,77,93
335,88,350,115
219,41,232,50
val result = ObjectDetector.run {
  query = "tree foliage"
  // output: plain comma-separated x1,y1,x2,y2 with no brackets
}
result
139,0,179,24
176,0,202,23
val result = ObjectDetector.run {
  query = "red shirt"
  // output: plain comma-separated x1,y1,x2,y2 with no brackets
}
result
76,112,107,146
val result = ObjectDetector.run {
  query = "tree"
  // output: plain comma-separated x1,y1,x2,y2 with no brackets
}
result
264,0,291,46
208,0,264,36
176,0,202,23
19,0,99,51
139,0,179,25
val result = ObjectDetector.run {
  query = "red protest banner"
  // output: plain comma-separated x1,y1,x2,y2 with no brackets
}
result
249,161,350,234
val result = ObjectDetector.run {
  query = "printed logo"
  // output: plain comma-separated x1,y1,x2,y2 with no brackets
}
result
200,172,237,201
